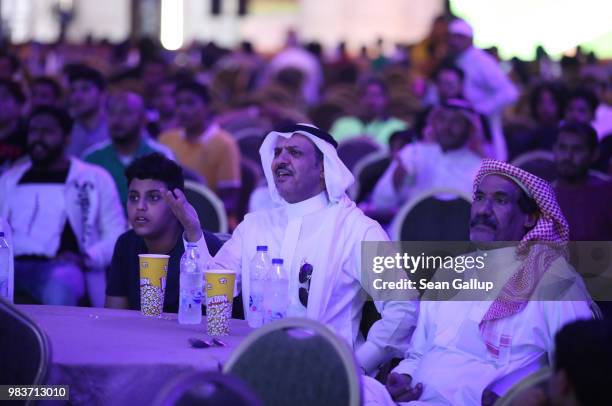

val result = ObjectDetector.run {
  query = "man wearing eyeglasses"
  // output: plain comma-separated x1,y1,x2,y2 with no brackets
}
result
165,123,419,375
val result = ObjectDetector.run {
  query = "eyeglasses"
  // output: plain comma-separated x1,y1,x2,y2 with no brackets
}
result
298,262,313,307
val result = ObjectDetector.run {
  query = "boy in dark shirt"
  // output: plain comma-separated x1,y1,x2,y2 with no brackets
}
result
105,153,222,312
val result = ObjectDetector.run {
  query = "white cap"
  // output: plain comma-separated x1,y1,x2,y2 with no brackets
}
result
448,19,473,38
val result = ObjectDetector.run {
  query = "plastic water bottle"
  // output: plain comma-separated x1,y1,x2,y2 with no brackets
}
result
248,245,270,328
0,232,11,302
263,258,289,323
178,243,203,324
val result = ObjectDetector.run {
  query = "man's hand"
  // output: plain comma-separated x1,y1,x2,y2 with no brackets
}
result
385,372,424,402
164,188,202,242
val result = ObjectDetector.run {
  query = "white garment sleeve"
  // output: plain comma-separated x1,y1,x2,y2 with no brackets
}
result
356,224,419,373
391,300,434,378
470,53,519,116
85,170,127,269
370,144,419,210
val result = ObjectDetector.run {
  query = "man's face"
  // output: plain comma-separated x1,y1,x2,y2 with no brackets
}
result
431,108,470,151
69,79,102,119
31,83,59,108
436,70,463,101
108,96,143,143
175,90,207,131
554,131,596,180
361,83,387,116
470,175,537,242
272,134,325,204
448,33,471,55
27,114,67,166
127,178,176,240
536,89,559,124
0,86,21,125
152,83,176,118
565,98,594,123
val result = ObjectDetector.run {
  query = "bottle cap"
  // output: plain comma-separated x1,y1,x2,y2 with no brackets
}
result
256,245,268,251
272,258,283,265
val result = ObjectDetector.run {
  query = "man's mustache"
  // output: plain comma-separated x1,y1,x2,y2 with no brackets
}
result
470,215,497,230
27,141,50,153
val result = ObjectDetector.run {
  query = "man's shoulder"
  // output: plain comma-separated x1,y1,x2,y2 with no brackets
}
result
82,140,113,161
158,128,183,144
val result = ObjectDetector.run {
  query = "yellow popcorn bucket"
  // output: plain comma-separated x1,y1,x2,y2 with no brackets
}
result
204,269,236,336
139,254,169,317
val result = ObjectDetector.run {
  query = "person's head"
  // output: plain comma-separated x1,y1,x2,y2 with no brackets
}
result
27,106,73,167
553,121,598,182
151,79,176,119
107,91,146,145
359,78,389,118
174,81,211,133
550,319,612,406
272,132,325,204
447,19,473,55
433,64,464,101
0,52,20,79
388,130,414,159
0,79,25,126
529,82,566,125
140,56,168,88
31,76,63,108
428,100,477,151
565,88,599,123
125,153,185,240
67,65,106,120
470,174,539,242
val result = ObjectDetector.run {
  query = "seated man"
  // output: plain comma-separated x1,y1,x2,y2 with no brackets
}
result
105,153,222,313
371,99,484,212
365,160,594,405
165,124,418,374
84,91,174,207
0,106,126,306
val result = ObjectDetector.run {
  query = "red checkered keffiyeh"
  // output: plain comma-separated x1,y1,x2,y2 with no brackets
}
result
473,160,570,356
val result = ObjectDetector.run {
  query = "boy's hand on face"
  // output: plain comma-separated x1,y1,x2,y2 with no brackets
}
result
164,188,202,242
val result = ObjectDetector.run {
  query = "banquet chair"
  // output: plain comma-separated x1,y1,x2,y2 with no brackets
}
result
235,129,265,167
0,298,51,388
391,188,472,241
350,151,390,202
154,371,262,406
492,368,550,406
237,159,261,223
511,150,557,182
184,180,228,234
224,318,361,406
337,136,382,172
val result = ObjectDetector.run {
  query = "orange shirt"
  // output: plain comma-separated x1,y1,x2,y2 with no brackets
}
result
159,125,241,191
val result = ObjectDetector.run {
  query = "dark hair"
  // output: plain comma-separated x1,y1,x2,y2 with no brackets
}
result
125,153,185,192
0,52,21,74
554,319,612,406
28,105,73,135
517,190,539,216
556,121,598,151
174,81,211,104
567,87,599,114
389,129,415,149
67,64,107,90
528,81,567,121
32,76,63,99
432,63,465,82
0,79,25,104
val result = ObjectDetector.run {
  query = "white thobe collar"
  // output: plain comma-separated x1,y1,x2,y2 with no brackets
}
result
284,191,330,219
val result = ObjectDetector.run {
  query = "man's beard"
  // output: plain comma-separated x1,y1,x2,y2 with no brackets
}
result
28,142,64,167
111,129,140,146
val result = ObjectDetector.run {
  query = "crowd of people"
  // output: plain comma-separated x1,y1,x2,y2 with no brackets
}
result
0,14,611,405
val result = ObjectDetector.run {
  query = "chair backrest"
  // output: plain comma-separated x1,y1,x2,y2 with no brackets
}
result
184,181,228,234
154,371,262,406
0,298,51,387
493,368,550,406
391,188,472,241
511,150,557,182
350,151,390,202
236,131,265,167
337,136,382,172
224,318,361,406
237,159,261,223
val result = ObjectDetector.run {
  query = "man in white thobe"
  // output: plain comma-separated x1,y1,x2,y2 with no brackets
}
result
364,160,594,405
166,123,418,373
